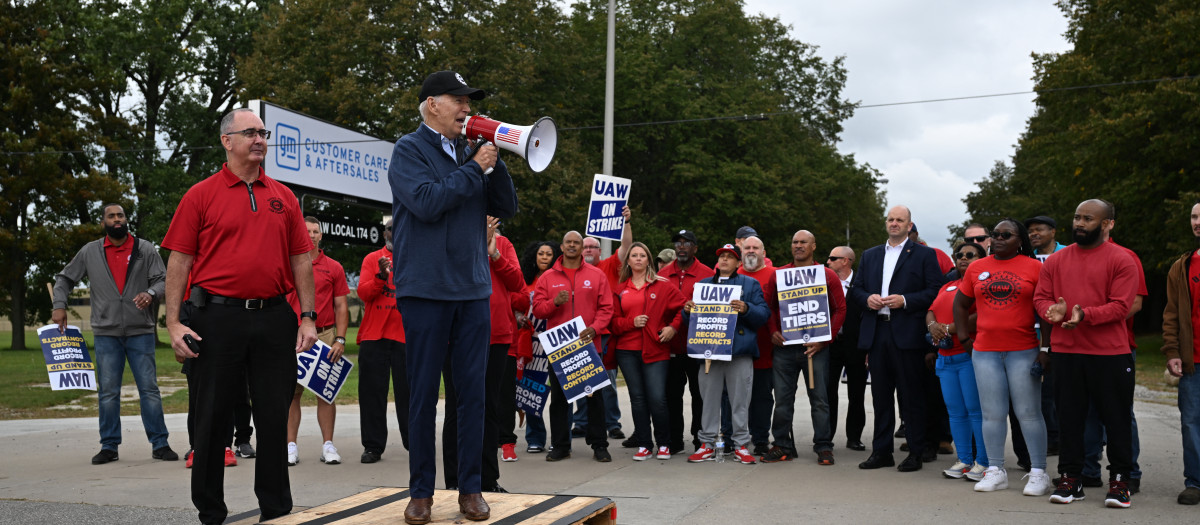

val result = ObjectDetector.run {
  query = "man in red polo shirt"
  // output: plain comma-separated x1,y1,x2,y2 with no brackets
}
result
163,108,317,525
357,220,409,463
660,229,714,453
285,216,350,466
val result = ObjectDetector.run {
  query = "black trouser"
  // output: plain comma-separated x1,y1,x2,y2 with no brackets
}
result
924,366,950,448
827,338,867,442
1054,352,1135,480
548,335,610,454
444,343,509,489
667,353,703,449
357,338,409,454
498,354,519,446
187,302,297,525
184,360,253,449
867,321,928,456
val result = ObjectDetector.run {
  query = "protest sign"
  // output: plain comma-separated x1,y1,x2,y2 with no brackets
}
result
515,338,551,415
37,325,96,391
687,283,741,361
296,340,354,404
775,266,833,345
539,316,610,403
585,174,631,241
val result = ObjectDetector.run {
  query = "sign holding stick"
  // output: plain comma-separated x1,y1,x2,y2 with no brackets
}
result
687,283,741,362
775,266,834,345
539,316,611,403
296,340,355,404
37,325,96,391
585,174,631,241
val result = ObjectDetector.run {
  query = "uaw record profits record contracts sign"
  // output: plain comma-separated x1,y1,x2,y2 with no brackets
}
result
775,266,833,344
687,283,741,361
538,316,611,403
296,340,354,404
38,325,96,391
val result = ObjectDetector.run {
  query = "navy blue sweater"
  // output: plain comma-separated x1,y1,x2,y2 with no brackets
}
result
388,123,519,300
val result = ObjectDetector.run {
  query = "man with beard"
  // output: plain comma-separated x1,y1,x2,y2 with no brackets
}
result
660,229,715,453
1162,200,1200,506
357,220,410,463
738,235,776,455
53,203,175,465
1034,199,1139,508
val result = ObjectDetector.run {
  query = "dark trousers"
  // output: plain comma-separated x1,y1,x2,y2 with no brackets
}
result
1054,352,1135,480
666,354,704,449
549,335,609,453
749,367,774,446
398,297,490,498
184,360,253,449
828,339,867,442
924,367,950,448
617,350,670,449
867,321,928,456
187,302,297,524
444,343,509,490
357,338,410,454
498,354,519,446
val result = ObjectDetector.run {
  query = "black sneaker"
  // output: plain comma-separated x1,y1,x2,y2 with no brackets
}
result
760,446,794,463
1050,474,1085,504
608,428,625,440
593,447,612,462
91,449,119,465
234,442,256,458
152,446,179,461
361,450,382,464
752,443,770,456
1105,476,1132,508
621,437,637,448
526,444,545,453
546,448,571,462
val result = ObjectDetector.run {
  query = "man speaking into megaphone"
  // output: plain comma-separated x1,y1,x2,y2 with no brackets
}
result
388,70,519,525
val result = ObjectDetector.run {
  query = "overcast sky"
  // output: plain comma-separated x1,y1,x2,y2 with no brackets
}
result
742,0,1073,251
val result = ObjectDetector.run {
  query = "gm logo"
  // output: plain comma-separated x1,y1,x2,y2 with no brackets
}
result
275,123,300,171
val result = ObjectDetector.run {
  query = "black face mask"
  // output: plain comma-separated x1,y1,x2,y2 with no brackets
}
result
105,222,129,240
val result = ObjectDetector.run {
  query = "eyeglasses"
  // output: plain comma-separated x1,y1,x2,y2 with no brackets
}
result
964,235,989,243
826,256,845,262
674,241,695,248
953,252,980,261
990,231,1016,240
224,128,271,139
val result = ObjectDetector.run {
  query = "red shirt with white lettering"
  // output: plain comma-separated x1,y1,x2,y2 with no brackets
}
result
162,164,312,298
103,236,134,295
959,255,1042,352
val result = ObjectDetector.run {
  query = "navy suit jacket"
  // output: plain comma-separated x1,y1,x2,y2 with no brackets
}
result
849,239,945,350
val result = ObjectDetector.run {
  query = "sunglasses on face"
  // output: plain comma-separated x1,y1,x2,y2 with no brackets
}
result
990,231,1016,240
827,256,845,262
964,235,989,243
953,252,980,261
225,128,271,139
674,241,695,248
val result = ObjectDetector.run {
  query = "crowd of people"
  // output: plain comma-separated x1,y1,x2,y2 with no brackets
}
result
49,71,1200,524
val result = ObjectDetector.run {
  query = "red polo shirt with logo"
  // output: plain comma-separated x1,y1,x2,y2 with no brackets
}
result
103,236,135,295
288,250,349,328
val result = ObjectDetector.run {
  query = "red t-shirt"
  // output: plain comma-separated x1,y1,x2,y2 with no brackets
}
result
1190,253,1200,363
929,279,971,356
615,284,646,351
288,250,349,328
161,165,312,298
103,236,135,295
960,255,1042,351
597,255,621,290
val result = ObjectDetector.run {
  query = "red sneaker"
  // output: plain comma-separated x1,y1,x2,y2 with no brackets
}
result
688,445,715,463
501,443,518,462
185,449,194,469
732,446,757,465
224,447,237,467
633,447,653,461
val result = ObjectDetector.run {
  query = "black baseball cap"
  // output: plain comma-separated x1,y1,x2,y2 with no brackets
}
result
1024,215,1057,229
418,71,485,103
672,229,698,244
735,225,758,239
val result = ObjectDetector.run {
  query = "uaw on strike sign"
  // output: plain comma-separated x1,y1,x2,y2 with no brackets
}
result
296,340,354,404
775,265,833,344
538,316,610,403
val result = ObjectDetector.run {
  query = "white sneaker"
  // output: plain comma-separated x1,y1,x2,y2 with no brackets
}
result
320,441,341,465
287,442,299,466
973,467,1009,492
1023,471,1052,496
943,461,970,479
964,462,987,482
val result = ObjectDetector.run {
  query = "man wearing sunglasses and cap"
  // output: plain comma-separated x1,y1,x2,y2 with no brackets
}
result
389,70,518,524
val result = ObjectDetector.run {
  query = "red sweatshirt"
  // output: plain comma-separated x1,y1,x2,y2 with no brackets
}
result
532,257,614,334
611,277,686,364
357,247,405,343
488,235,525,345
1032,242,1138,355
739,263,776,369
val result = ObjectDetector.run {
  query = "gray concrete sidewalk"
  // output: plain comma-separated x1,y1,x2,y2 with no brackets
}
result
0,384,1195,524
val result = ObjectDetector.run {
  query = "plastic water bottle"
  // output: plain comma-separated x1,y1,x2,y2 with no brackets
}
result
715,434,725,463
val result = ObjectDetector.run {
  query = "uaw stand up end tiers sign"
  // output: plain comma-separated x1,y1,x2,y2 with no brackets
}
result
775,265,833,345
538,316,611,403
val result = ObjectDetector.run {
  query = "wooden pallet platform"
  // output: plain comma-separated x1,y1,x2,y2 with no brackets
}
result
226,487,616,525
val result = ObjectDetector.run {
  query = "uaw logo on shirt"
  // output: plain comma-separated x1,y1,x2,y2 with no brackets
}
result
268,197,286,214
980,270,1022,309
275,123,301,171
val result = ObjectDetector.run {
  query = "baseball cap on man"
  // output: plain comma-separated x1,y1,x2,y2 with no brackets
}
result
418,71,486,103
1024,215,1057,229
715,244,742,260
735,225,758,239
672,229,698,244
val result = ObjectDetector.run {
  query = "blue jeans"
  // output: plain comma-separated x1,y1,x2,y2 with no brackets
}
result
94,334,169,450
936,352,986,466
572,369,622,431
1180,371,1200,489
525,412,547,448
972,348,1045,469
771,345,832,453
616,351,669,448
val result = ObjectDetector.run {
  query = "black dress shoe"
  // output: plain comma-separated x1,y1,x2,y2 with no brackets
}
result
858,453,895,469
897,454,923,472
846,440,866,451
546,448,571,462
920,447,937,463
608,428,625,439
621,437,637,448
593,447,612,462
361,450,382,463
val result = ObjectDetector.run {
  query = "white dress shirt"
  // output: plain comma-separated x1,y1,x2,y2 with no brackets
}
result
880,240,905,315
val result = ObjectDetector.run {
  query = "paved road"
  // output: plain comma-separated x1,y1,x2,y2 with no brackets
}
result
0,385,1194,524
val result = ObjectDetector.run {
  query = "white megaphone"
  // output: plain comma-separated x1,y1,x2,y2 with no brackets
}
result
462,115,557,173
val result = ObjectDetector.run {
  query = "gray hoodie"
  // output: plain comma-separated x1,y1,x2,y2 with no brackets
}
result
53,236,166,336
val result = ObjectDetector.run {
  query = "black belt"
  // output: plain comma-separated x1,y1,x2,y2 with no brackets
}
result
877,313,891,322
207,293,287,310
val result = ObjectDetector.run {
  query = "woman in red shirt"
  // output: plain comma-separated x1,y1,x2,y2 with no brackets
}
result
611,242,685,461
953,218,1051,496
927,242,985,481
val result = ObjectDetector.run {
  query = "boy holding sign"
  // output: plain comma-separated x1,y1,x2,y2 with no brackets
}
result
682,244,769,465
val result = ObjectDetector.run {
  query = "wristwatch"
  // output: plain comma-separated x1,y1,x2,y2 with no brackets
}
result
300,311,318,321
146,289,156,297
334,336,346,345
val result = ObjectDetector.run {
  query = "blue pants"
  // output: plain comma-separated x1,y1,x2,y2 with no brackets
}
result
617,350,669,449
525,413,547,448
398,297,490,498
1179,371,1200,489
94,334,169,451
973,348,1046,470
935,352,986,466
